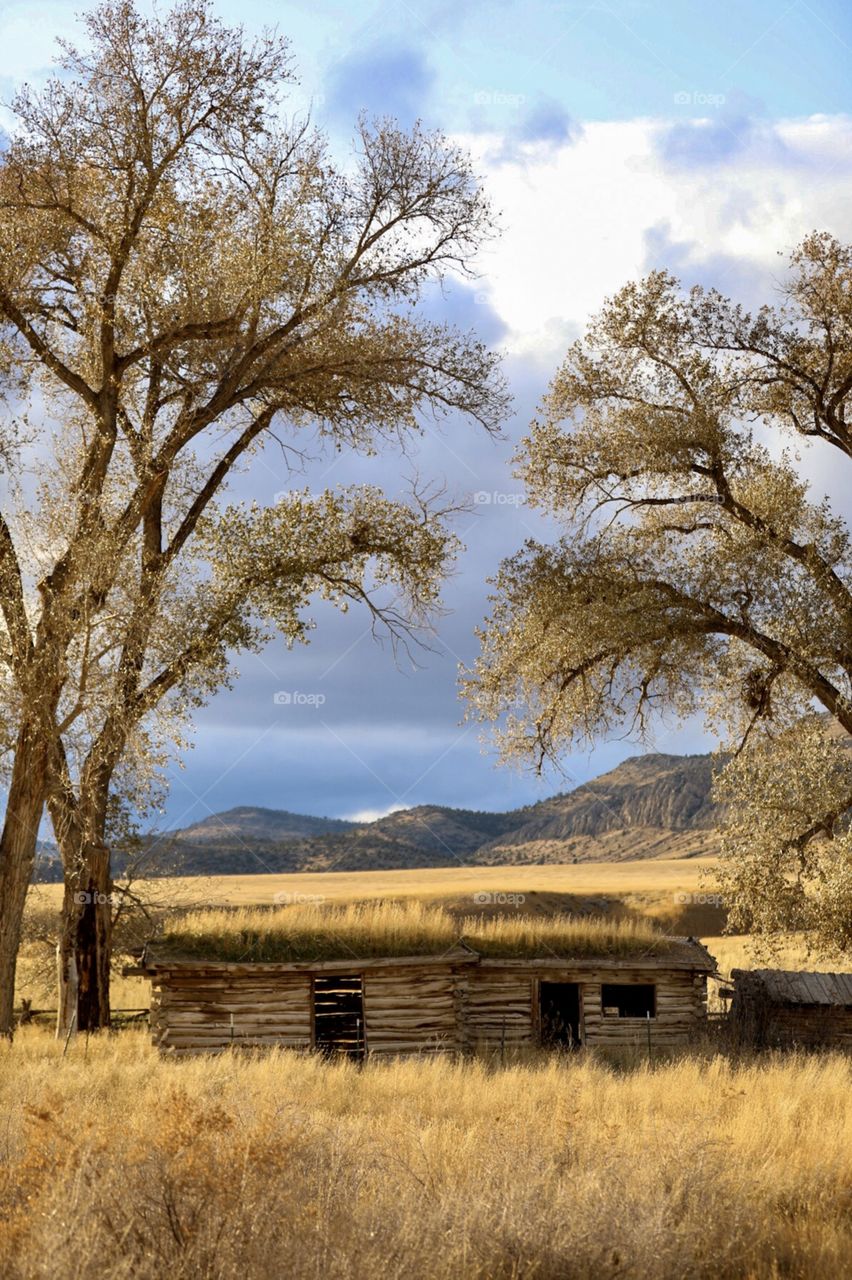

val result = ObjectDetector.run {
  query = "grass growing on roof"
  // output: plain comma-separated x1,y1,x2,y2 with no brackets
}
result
152,898,683,963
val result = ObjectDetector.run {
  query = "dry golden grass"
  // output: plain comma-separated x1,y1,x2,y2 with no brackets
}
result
0,1027,849,1279
28,857,721,911
18,862,721,1024
155,897,685,962
11,865,852,1276
706,934,852,980
14,961,150,1013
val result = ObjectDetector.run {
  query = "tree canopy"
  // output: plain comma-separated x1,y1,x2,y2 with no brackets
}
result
465,233,852,953
0,0,508,1032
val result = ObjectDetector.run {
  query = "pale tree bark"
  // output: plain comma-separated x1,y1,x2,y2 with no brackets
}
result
0,724,50,1035
55,942,77,1039
0,540,80,1034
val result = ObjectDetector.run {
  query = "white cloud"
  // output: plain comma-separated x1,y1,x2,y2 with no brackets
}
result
346,803,410,823
462,116,852,360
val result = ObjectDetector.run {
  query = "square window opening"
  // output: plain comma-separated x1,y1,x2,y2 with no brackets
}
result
601,983,656,1018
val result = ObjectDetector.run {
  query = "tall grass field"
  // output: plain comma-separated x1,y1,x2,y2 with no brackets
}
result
10,861,852,1278
1,1029,850,1279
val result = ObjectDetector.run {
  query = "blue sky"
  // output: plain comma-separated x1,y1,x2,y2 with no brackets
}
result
2,0,851,829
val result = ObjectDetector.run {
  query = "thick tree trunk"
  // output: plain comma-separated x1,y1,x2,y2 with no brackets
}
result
0,724,49,1037
56,840,113,1035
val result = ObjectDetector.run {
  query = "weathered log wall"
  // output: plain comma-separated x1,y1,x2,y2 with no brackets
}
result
148,959,710,1054
465,965,707,1051
363,967,459,1054
464,970,535,1051
150,971,312,1053
730,997,852,1049
765,1007,852,1048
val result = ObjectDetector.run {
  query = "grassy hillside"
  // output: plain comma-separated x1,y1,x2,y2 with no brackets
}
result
174,806,356,842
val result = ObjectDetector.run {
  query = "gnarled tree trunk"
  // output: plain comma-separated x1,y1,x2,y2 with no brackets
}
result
0,723,49,1037
55,835,113,1036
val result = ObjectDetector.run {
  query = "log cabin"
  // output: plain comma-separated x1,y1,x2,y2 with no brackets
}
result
729,968,852,1049
136,935,717,1056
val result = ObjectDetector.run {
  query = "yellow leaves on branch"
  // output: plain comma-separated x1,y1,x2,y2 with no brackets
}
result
465,234,852,950
0,0,506,826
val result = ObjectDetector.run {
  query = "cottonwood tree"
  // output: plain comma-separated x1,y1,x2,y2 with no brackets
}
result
0,0,508,1033
465,233,852,953
48,482,460,1033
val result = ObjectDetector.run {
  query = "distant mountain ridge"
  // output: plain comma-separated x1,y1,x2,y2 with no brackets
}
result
175,806,355,843
483,754,721,846
125,750,725,876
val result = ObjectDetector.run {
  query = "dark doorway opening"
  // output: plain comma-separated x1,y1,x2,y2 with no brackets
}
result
313,975,365,1058
540,982,582,1049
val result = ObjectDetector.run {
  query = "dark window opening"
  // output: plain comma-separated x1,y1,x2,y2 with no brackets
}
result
540,982,582,1049
313,975,365,1058
601,983,656,1018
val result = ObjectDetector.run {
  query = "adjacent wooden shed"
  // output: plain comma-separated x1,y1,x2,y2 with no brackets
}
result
730,969,852,1049
138,937,716,1055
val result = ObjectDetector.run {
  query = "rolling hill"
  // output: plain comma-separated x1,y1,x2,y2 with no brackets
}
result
174,807,355,843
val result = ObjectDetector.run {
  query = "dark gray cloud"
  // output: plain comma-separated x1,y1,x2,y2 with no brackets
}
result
469,93,583,164
158,329,713,830
415,278,510,348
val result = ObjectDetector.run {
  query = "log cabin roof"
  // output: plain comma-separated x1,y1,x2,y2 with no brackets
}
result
731,968,852,1007
136,935,716,976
